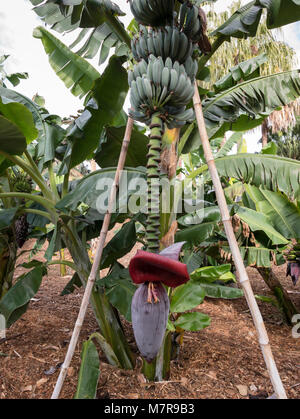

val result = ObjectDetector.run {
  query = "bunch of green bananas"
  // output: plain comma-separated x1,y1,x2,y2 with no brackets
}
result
132,25,194,64
129,0,175,27
129,55,195,127
128,0,208,127
10,172,32,194
286,242,300,262
129,54,197,84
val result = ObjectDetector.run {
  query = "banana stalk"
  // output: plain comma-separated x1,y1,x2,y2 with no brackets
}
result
145,113,164,253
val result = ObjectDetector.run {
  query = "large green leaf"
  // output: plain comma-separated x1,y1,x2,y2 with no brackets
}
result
198,282,244,299
170,281,206,313
94,125,148,168
214,54,268,93
214,132,243,159
203,70,300,139
61,272,82,296
236,206,289,245
261,0,300,29
0,100,38,144
211,0,300,38
30,0,130,65
0,266,44,327
0,208,18,230
190,154,300,200
101,220,137,269
0,87,65,167
211,1,264,38
33,26,100,98
56,166,146,212
63,55,129,169
0,116,26,156
100,263,136,322
74,339,100,400
190,264,234,282
174,312,211,332
175,221,216,245
177,204,226,227
245,185,300,239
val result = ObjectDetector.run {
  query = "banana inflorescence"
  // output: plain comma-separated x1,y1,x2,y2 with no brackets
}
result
128,0,210,251
129,0,211,367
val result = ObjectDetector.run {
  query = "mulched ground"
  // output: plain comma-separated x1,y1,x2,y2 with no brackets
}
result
0,239,299,399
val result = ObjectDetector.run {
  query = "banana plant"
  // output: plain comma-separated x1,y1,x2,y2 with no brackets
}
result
16,0,300,388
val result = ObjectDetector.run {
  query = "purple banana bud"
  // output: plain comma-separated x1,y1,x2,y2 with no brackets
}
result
159,241,186,261
131,282,170,363
287,262,300,286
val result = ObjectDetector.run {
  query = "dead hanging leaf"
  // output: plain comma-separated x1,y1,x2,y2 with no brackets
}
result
161,140,178,179
250,232,258,246
36,378,48,388
242,221,250,238
160,221,178,249
197,7,212,54
232,215,241,233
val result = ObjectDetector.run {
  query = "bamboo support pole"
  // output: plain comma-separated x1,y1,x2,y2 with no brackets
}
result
192,81,287,399
51,117,134,399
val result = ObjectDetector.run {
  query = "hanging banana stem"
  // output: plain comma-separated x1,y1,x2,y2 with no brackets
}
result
145,113,164,253
128,0,212,382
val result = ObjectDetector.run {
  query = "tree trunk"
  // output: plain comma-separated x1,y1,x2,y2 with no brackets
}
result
261,119,268,148
257,267,298,325
0,235,18,299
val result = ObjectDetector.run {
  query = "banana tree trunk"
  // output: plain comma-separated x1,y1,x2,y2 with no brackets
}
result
257,267,298,325
0,234,18,299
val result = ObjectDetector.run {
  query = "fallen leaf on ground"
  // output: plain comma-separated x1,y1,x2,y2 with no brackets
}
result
36,378,48,388
22,385,32,392
236,385,248,396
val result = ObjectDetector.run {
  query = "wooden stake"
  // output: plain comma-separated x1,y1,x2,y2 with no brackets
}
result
51,117,134,399
192,81,287,399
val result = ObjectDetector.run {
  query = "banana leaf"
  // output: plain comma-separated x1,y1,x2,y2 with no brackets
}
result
245,185,300,239
211,0,300,38
203,70,300,139
74,339,100,400
33,26,100,98
236,206,289,245
61,55,129,170
189,154,300,200
56,166,146,212
29,0,130,64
